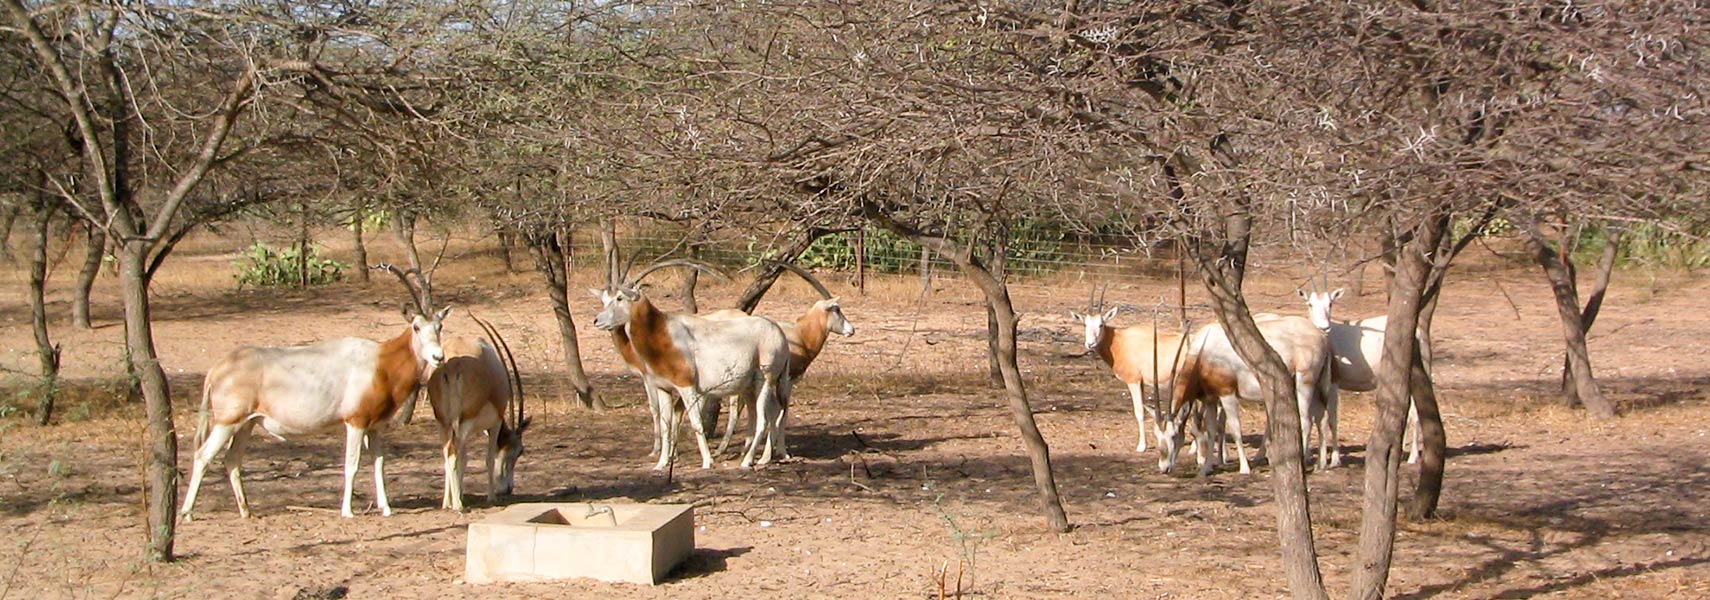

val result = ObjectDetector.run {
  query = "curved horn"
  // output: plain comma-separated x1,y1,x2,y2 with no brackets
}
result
629,258,731,286
767,261,834,300
468,311,525,430
373,263,429,315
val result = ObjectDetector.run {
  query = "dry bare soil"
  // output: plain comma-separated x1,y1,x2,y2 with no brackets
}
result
2,235,1708,599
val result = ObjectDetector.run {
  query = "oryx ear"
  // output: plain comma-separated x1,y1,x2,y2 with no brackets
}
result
518,416,533,431
1102,306,1119,321
434,305,453,322
1298,288,1309,300
1330,288,1345,301
398,301,416,319
1070,312,1084,321
621,288,641,301
588,288,605,300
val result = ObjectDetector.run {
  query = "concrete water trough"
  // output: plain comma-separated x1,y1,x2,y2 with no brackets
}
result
465,502,695,585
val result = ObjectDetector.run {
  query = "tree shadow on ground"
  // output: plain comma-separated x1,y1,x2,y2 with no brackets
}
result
1393,452,1710,599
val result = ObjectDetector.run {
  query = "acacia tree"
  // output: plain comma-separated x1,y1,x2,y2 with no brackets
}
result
4,0,479,561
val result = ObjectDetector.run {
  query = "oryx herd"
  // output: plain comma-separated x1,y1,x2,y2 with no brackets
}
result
177,254,1408,522
1074,281,1427,477
178,258,852,520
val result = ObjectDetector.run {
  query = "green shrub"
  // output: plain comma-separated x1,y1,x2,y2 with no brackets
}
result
234,242,349,288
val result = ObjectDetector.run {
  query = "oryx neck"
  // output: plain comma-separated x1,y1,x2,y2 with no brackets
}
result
796,309,830,364
1093,324,1117,367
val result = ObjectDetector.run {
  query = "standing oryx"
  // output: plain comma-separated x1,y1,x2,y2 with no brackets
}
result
592,259,793,470
1158,315,1337,476
1296,286,1429,464
703,262,856,461
1072,294,1193,455
424,312,530,512
181,265,449,519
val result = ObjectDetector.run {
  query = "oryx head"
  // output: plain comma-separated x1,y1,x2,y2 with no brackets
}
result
1069,285,1114,351
590,286,642,331
374,263,450,374
1070,306,1120,352
1299,288,1344,332
1299,272,1343,332
770,261,854,337
407,306,453,372
590,258,731,331
469,311,530,497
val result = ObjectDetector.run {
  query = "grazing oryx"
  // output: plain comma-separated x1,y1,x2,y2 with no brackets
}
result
702,262,856,460
182,266,449,519
592,260,793,470
425,312,531,511
1157,315,1336,476
1294,286,1429,464
1071,298,1192,454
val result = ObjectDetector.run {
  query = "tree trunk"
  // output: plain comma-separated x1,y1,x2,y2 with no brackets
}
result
0,202,18,263
854,228,866,295
1196,262,1329,600
1560,233,1619,405
867,208,1069,533
1404,328,1445,520
526,226,599,409
985,226,1009,386
497,226,517,273
296,200,311,288
1350,213,1443,600
350,205,369,284
72,222,105,329
393,208,434,309
1525,226,1616,418
1177,183,1326,599
918,245,933,297
119,241,177,562
29,200,60,425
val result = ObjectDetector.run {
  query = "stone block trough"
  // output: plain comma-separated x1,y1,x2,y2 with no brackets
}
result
465,502,695,585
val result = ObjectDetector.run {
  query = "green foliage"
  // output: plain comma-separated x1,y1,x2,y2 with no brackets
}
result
1576,222,1710,270
795,227,924,273
234,242,348,288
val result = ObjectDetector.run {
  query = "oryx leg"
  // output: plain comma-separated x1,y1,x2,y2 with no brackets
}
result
369,429,393,516
652,394,681,471
1218,395,1252,474
741,389,780,469
1325,385,1342,468
772,375,794,461
1406,400,1421,464
1127,382,1149,453
440,422,460,510
340,424,365,518
483,422,499,503
715,397,742,457
645,382,664,458
181,420,240,521
1296,374,1331,471
1195,400,1219,476
680,393,716,469
224,420,257,518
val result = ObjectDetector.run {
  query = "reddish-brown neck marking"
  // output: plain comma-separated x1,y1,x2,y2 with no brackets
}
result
790,308,831,379
351,327,425,428
611,327,643,372
1092,324,1118,371
627,296,694,387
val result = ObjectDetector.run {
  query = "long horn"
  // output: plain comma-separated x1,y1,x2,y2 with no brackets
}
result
629,258,732,286
373,263,429,315
468,311,525,430
767,261,834,300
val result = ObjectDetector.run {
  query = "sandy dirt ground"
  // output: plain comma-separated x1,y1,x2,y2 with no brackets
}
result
1,234,1707,599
